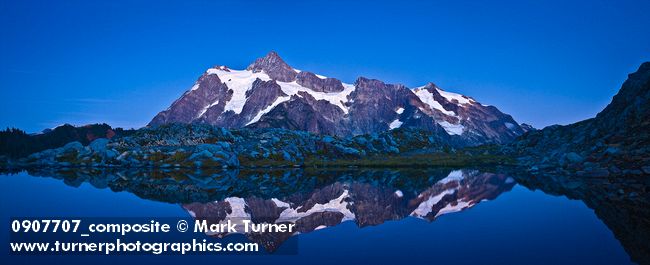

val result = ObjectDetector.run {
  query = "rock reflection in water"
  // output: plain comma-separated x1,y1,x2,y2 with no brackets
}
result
513,173,650,265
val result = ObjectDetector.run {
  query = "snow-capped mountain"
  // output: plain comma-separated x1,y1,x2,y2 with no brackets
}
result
150,51,525,144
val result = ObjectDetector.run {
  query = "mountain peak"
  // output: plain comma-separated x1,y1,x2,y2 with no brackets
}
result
425,82,437,88
246,51,297,82
264,50,282,60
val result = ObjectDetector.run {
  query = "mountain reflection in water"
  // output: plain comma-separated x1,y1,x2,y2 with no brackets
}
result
183,170,514,251
14,167,650,264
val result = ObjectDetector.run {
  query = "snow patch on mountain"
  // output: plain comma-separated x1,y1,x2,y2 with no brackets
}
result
197,100,219,118
437,88,474,105
437,121,465,135
208,68,271,115
275,80,355,114
246,96,291,126
389,119,403,129
414,88,456,116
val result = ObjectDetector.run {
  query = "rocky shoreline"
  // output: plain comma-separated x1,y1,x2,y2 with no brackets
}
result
1,124,469,171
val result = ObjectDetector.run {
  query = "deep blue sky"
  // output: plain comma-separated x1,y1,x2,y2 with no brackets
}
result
1,0,649,132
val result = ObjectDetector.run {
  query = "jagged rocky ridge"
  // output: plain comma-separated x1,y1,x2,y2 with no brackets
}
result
150,51,526,145
505,62,650,177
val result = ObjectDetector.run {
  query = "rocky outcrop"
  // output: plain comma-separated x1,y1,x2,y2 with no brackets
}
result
507,62,650,176
250,92,346,135
246,51,297,82
520,123,536,132
150,73,231,125
348,77,440,135
295,71,344,92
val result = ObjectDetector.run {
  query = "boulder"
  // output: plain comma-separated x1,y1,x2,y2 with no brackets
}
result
62,141,84,152
89,138,109,152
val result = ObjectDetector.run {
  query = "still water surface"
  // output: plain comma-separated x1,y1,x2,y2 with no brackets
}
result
0,168,639,264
